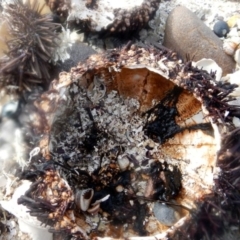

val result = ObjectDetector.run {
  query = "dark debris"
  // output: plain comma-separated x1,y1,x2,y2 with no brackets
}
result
179,63,240,126
144,86,181,144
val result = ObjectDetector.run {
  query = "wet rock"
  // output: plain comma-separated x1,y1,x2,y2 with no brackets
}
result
163,6,235,76
213,20,229,37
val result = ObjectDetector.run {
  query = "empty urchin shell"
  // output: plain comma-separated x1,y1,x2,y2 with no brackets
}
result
18,44,240,239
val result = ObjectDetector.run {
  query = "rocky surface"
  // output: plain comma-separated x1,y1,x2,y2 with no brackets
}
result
163,6,235,76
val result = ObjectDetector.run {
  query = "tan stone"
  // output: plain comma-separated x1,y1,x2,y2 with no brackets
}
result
163,6,235,76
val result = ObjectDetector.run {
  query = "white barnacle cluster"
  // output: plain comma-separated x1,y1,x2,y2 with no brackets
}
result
52,28,75,63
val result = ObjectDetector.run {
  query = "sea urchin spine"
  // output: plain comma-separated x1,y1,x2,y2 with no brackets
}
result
0,0,60,92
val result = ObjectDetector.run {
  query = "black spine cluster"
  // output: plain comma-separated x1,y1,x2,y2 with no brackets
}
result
180,62,240,126
0,0,60,92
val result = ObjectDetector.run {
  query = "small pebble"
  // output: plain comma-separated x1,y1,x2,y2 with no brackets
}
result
115,185,124,192
213,20,230,37
223,39,239,56
1,101,19,119
117,155,130,171
227,15,240,28
153,202,181,226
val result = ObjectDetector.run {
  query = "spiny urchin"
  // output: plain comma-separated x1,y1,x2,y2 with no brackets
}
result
0,0,61,92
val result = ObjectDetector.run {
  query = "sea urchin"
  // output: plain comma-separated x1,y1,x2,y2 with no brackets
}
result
0,0,60,92
14,44,240,239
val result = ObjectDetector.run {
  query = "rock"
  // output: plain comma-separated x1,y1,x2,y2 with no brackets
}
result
163,6,235,76
227,15,240,28
117,155,130,171
223,39,239,56
153,202,181,226
213,20,229,37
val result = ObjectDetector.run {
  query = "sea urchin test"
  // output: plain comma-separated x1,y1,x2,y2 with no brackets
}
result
15,44,240,239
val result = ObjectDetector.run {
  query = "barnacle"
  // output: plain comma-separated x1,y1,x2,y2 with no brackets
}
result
8,44,240,239
0,0,60,92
